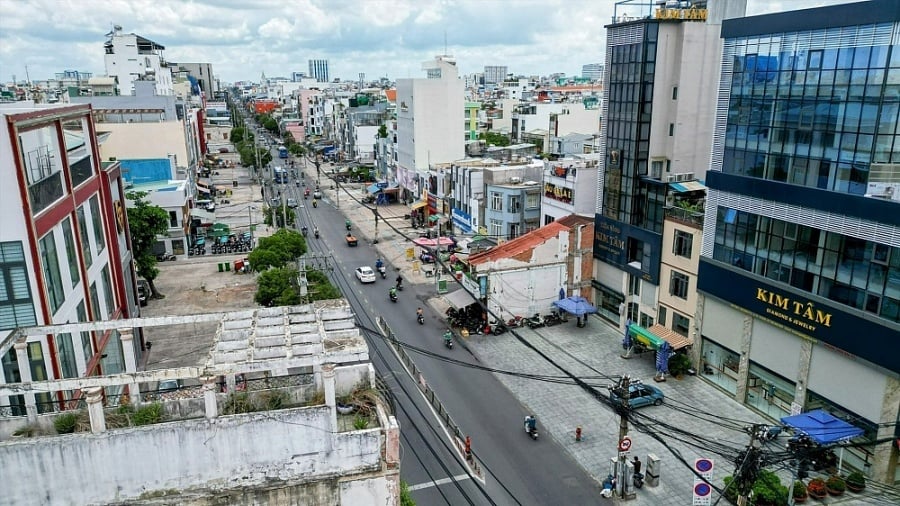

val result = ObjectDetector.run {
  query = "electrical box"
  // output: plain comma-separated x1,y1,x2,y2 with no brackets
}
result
646,453,661,487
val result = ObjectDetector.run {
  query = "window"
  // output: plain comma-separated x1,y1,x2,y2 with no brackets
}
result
526,192,540,209
658,305,667,326
55,333,78,378
509,196,521,213
672,86,678,100
670,270,689,299
39,233,65,313
76,205,92,268
673,230,693,258
673,313,690,336
628,274,641,296
90,281,101,319
77,301,93,362
89,196,105,253
168,211,178,228
62,218,80,287
27,342,53,413
651,160,664,179
0,242,37,331
490,192,502,211
509,222,521,239
639,312,654,328
544,215,555,225
669,123,675,136
101,265,114,315
489,219,503,238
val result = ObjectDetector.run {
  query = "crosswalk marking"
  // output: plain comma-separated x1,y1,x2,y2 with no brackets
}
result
407,474,473,491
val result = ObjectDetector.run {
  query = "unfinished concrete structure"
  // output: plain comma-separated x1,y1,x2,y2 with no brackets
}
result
0,301,400,505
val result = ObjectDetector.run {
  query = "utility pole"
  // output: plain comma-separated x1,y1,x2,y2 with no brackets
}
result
373,208,380,244
612,375,632,499
734,424,764,506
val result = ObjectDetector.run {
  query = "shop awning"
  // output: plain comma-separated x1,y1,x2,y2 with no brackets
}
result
647,324,693,350
367,183,382,194
444,288,478,310
410,201,428,210
413,237,455,247
669,180,707,193
428,214,445,223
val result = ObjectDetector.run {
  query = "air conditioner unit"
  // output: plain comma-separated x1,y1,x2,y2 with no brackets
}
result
510,176,522,184
666,175,677,183
676,173,692,182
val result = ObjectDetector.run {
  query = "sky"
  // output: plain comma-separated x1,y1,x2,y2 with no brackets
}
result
0,0,864,85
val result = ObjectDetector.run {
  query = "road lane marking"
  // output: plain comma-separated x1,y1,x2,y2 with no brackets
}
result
407,474,473,491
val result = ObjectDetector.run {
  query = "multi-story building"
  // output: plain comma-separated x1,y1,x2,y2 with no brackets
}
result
396,55,465,204
582,63,604,81
170,62,217,99
449,159,543,236
0,103,140,415
697,0,900,484
483,181,542,240
542,155,600,224
308,59,330,83
483,65,508,87
592,0,742,329
103,26,173,97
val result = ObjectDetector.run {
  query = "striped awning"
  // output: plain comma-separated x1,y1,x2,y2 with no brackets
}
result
647,324,693,350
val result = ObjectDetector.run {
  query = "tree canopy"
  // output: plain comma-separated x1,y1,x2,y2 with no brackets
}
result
125,191,169,297
479,131,511,147
247,228,307,271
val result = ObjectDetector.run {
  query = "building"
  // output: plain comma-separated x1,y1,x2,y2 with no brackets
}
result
582,63,604,80
483,65,508,87
103,25,173,97
308,59,330,83
170,62,217,99
542,155,600,224
396,55,465,201
0,304,401,504
483,180,542,240
697,0,900,484
448,158,543,236
0,103,140,412
291,71,306,82
592,0,741,330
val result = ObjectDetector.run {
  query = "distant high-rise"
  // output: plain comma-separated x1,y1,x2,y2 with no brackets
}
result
581,63,604,80
291,71,306,82
308,60,330,83
483,65,507,86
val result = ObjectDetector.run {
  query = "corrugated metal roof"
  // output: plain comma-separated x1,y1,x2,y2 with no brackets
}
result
468,222,569,266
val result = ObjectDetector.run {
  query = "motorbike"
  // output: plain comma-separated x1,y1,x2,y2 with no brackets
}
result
490,320,507,335
378,265,386,279
443,332,453,349
544,311,563,327
346,221,352,231
389,290,398,303
506,316,524,328
633,471,644,489
312,200,318,208
395,278,404,291
301,227,308,237
524,417,538,440
525,313,545,329
156,252,175,262
417,313,425,325
314,229,319,239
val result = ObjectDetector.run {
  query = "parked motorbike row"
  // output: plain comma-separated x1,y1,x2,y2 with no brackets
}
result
187,232,253,256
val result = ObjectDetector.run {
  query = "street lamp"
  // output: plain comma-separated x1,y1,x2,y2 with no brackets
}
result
248,205,257,246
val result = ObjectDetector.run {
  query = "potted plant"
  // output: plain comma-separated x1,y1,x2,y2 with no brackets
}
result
807,478,827,499
825,475,845,496
845,471,866,492
792,480,808,503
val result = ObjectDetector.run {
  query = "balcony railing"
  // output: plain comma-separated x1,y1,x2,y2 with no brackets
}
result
665,206,704,227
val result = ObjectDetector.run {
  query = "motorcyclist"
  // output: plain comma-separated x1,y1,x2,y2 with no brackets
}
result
345,219,351,230
395,275,403,289
301,226,308,236
312,199,318,208
389,287,398,299
314,227,319,238
375,258,384,270
443,330,453,343
524,415,537,433
416,307,424,318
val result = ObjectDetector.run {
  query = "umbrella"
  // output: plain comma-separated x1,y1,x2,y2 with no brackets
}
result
623,319,633,350
655,341,671,374
552,296,598,316
781,409,864,474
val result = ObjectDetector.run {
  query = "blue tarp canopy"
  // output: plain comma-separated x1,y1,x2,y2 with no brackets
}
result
780,409,864,444
367,183,382,194
553,296,597,316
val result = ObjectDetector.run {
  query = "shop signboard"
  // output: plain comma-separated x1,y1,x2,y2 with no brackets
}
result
698,260,900,374
592,214,662,285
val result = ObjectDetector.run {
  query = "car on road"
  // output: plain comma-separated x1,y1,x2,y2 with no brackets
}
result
313,190,322,199
355,266,376,283
610,382,664,408
287,198,298,208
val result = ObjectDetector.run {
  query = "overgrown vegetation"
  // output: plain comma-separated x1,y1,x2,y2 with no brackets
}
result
400,480,416,506
479,131,511,147
221,389,294,415
53,412,79,434
352,414,370,430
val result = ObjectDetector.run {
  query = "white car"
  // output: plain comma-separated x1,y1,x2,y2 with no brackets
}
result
355,266,376,283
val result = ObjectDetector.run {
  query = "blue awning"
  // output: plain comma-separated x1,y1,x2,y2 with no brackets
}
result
669,180,707,193
367,183,382,194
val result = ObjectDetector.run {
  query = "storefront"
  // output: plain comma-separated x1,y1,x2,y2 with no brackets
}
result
700,338,740,396
745,363,795,420
592,281,623,324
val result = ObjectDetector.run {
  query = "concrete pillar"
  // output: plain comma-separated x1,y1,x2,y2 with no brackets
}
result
225,374,236,393
734,315,753,403
872,375,900,483
385,415,400,468
14,341,37,423
85,386,106,434
118,329,141,406
313,363,323,392
202,377,218,420
322,363,337,439
793,340,813,409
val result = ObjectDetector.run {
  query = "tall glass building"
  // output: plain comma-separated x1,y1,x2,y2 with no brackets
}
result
308,59,330,83
698,0,899,484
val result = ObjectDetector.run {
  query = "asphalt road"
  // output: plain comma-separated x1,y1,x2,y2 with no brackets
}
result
280,170,604,505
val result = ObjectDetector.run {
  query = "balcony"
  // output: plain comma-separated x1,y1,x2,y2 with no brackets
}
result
664,205,704,227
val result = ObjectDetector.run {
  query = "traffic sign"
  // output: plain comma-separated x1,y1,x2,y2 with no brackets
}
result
618,436,632,452
693,479,712,505
694,458,714,479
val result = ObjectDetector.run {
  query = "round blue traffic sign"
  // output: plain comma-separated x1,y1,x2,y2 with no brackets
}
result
694,483,712,496
695,459,713,473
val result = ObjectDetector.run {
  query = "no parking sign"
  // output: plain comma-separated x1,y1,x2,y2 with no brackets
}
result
694,458,714,479
618,436,632,452
692,479,712,505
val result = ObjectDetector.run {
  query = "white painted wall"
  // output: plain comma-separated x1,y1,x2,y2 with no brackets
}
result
97,122,189,167
0,407,385,506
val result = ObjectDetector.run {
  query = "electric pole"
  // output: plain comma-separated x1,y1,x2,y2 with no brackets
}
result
612,375,632,499
734,424,764,506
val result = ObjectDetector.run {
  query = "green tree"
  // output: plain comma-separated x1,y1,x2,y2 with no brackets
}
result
261,205,296,230
306,269,341,300
377,124,388,139
478,131,511,147
230,126,247,144
255,268,302,307
247,228,306,271
125,192,169,298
